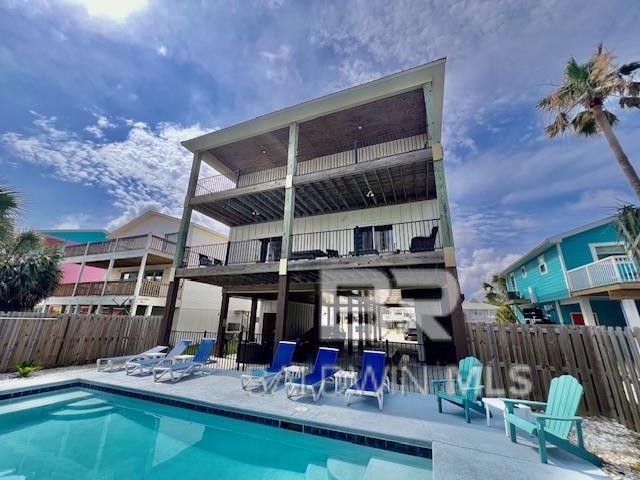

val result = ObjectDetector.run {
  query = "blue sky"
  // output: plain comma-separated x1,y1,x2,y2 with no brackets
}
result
1,0,639,298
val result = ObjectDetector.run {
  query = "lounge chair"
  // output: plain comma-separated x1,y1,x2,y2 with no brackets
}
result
124,339,192,376
502,375,602,466
96,345,168,371
345,350,387,410
286,347,339,401
432,356,485,423
240,341,296,392
153,338,216,382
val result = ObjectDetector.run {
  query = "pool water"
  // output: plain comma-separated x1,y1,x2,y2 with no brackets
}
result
0,389,432,479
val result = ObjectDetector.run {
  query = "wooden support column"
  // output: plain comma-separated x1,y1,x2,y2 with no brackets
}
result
423,82,455,268
446,267,469,360
275,122,298,345
313,287,322,350
347,297,354,354
215,290,230,357
248,297,258,341
171,152,203,274
160,279,181,344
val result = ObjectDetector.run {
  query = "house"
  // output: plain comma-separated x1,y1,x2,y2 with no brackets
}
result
39,229,109,284
501,216,640,328
462,301,498,323
163,58,468,363
43,211,251,331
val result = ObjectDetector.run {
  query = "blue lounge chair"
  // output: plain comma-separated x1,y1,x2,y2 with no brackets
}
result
124,339,192,376
153,338,216,382
432,356,485,423
240,341,296,392
345,350,387,410
96,345,168,371
286,347,339,401
502,375,602,466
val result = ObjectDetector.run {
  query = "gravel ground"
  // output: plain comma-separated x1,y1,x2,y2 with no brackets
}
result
572,417,640,479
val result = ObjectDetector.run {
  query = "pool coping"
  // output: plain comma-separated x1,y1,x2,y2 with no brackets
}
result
0,378,432,460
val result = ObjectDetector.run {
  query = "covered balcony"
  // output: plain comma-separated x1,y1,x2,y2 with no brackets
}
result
567,255,640,297
53,279,170,298
190,88,436,227
176,219,443,288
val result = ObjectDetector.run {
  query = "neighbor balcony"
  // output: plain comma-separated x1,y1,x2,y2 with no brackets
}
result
53,279,170,298
567,255,640,294
62,234,177,259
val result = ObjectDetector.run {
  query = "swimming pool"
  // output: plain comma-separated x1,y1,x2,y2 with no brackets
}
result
0,387,432,479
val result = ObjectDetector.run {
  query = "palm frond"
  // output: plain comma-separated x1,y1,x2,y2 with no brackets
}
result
620,97,640,109
570,110,597,136
619,62,640,76
544,113,569,137
11,231,42,256
603,109,619,127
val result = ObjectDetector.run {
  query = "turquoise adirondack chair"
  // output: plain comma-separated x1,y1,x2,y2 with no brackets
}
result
502,375,601,466
432,356,485,423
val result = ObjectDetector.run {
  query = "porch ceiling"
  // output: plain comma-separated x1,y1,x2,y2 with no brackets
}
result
192,156,435,227
205,89,426,175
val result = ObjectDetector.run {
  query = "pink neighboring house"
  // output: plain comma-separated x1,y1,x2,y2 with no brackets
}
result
42,235,106,284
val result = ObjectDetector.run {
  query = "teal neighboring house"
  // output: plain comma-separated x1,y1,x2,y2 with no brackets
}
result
39,229,108,244
501,217,640,328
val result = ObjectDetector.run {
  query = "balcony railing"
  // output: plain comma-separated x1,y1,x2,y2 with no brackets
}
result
62,234,176,258
192,132,428,197
53,279,170,297
181,219,440,268
567,255,639,292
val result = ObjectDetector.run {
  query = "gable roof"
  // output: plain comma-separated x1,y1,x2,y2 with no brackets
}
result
500,216,616,276
108,210,226,240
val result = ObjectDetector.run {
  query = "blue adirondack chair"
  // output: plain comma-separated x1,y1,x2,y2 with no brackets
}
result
502,375,601,466
432,356,485,423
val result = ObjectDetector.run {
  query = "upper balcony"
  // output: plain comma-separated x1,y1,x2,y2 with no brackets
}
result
61,234,177,268
190,88,436,227
52,279,171,298
567,255,640,296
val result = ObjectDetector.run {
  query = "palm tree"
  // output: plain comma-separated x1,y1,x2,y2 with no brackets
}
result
482,273,516,323
0,181,61,311
538,44,640,198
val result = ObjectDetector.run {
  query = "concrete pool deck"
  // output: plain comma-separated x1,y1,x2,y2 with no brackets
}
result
0,368,606,480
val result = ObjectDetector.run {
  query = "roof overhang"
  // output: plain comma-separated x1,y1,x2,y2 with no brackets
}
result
182,58,446,171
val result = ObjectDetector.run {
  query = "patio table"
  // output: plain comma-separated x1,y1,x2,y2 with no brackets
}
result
284,365,308,384
482,397,533,436
333,370,359,393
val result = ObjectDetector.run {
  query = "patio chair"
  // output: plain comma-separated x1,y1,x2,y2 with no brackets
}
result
432,356,485,423
240,340,296,392
96,345,168,371
345,350,387,410
153,338,216,382
502,375,602,466
409,226,439,253
124,339,192,376
286,347,339,401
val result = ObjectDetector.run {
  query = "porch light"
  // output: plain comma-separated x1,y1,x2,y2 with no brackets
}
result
366,190,375,198
252,210,260,216
357,125,363,130
261,149,267,154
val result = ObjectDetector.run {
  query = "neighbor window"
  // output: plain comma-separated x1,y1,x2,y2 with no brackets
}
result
593,243,626,260
520,266,527,278
538,255,548,274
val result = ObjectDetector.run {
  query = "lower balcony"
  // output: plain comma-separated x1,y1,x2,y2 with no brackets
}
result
53,279,170,298
567,255,640,296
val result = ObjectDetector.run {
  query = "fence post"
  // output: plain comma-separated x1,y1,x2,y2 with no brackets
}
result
54,314,73,366
236,326,244,371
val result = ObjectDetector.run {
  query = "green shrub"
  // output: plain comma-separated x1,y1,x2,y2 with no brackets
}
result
14,361,43,378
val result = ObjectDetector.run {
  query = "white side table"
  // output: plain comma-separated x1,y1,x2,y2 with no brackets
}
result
333,370,358,393
482,397,533,436
284,365,308,384
141,352,166,359
174,354,194,363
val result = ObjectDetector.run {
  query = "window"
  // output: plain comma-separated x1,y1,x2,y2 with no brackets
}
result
164,232,179,242
520,266,527,278
592,243,626,260
538,255,548,274
144,270,164,281
120,271,137,280
509,273,516,289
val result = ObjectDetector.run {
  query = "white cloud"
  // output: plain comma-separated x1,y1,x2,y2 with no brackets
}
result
568,189,634,213
458,248,520,301
260,45,299,84
54,213,92,229
1,112,227,234
157,45,168,57
65,0,148,22
84,114,116,139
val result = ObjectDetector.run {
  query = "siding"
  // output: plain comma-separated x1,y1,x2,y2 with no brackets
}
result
589,298,626,327
560,303,582,325
560,222,619,270
511,245,569,303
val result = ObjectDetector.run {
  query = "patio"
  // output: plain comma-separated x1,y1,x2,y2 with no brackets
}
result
0,367,605,480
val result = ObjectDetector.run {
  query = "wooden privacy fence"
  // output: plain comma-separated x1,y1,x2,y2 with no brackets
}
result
467,323,640,432
0,313,164,372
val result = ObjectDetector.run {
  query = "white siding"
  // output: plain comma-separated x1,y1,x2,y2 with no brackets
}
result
228,199,439,242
